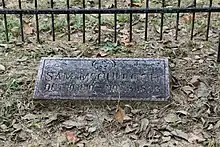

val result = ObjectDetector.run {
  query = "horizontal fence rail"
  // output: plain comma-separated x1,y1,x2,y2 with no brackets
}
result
0,7,220,14
1,0,220,61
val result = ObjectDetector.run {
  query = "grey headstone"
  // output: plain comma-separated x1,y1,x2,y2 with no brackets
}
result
34,58,170,101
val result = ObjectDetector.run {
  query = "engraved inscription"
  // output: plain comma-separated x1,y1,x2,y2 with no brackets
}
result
34,58,170,100
92,59,116,71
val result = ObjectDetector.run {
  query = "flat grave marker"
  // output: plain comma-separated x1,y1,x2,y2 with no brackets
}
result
34,58,170,101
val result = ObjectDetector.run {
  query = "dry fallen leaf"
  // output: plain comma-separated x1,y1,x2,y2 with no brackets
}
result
132,2,143,7
13,124,22,132
64,131,80,144
140,118,149,132
181,13,204,23
181,14,192,23
197,82,210,98
124,115,132,121
21,113,38,120
121,37,135,47
162,131,172,137
189,76,200,87
207,124,214,130
194,55,201,60
182,86,194,95
101,26,108,31
162,136,171,143
0,135,6,141
77,143,85,147
214,120,220,129
88,126,97,133
96,51,108,57
125,125,135,134
115,105,125,123
164,113,179,123
45,115,57,125
101,26,113,32
23,21,34,35
129,134,138,140
171,129,189,141
176,110,188,116
188,133,205,143
0,124,7,130
119,28,135,47
17,131,28,142
124,41,135,47
131,109,141,114
0,64,6,73
62,120,82,129
126,0,143,7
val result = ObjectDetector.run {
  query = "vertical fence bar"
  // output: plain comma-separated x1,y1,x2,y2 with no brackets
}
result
2,0,9,42
129,0,133,42
145,0,149,41
51,0,55,41
175,0,181,40
206,0,212,41
218,32,220,62
83,0,85,43
67,0,70,41
35,0,39,42
114,0,117,43
191,0,196,40
160,0,165,40
18,0,24,42
98,0,101,44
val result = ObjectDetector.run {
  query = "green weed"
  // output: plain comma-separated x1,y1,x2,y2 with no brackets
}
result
6,78,19,90
102,42,122,54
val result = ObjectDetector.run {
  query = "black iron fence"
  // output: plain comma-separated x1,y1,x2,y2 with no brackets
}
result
1,0,220,61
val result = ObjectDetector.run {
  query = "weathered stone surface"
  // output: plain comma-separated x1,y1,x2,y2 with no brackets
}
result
34,58,170,101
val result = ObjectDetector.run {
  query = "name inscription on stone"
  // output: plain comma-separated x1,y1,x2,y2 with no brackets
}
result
34,58,170,100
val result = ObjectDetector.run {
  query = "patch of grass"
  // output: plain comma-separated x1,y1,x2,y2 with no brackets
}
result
101,14,114,26
0,99,17,125
118,14,130,23
38,14,84,33
101,14,136,25
39,15,67,32
54,15,68,32
74,14,83,29
0,15,20,43
39,15,51,32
